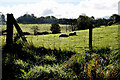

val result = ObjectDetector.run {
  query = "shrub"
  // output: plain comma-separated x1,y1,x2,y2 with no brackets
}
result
31,26,39,35
50,23,61,34
108,21,113,26
77,15,92,30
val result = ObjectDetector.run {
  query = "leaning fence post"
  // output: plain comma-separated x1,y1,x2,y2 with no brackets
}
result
89,24,92,50
6,14,13,45
6,14,27,45
13,17,27,42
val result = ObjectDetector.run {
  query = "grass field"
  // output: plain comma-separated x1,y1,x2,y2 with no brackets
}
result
1,24,120,79
1,24,72,33
1,24,119,52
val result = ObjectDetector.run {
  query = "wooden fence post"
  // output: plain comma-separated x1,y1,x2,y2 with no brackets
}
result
89,25,92,50
12,17,27,42
6,14,27,45
6,14,13,45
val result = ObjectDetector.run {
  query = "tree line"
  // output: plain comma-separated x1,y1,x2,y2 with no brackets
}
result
16,13,120,29
1,13,120,30
16,14,77,25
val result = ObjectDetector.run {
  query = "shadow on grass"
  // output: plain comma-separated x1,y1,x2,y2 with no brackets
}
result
2,42,76,80
2,42,120,80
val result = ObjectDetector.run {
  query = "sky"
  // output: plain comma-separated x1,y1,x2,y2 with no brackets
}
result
0,0,119,19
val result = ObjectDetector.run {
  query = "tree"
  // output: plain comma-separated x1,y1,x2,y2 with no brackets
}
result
107,21,113,26
50,23,61,34
109,14,120,24
0,14,6,24
17,14,37,24
31,26,39,35
77,15,92,30
1,14,5,22
93,18,108,27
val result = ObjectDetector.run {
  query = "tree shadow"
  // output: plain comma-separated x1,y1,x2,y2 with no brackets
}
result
2,42,76,79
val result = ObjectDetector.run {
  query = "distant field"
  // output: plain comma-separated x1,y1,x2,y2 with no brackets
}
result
0,24,119,53
1,24,71,34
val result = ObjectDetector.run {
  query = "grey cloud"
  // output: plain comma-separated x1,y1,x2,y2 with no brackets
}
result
94,3,108,10
94,2,118,10
42,9,53,16
55,14,62,17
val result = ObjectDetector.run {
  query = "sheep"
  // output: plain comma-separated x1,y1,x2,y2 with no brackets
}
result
42,31,49,35
59,34,69,37
36,32,42,35
69,32,76,36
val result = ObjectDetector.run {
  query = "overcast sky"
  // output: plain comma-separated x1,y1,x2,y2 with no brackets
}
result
0,0,119,19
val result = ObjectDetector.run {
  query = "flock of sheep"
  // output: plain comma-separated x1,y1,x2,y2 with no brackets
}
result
59,32,77,37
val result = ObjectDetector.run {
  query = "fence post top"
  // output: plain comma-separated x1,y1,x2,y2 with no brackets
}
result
7,14,13,16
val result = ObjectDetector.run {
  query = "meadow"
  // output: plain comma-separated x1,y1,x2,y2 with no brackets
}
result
1,24,120,79
1,24,119,52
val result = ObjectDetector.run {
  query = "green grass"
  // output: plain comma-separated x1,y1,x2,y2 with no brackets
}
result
25,24,119,52
2,42,120,79
1,24,120,79
1,24,119,52
0,24,71,34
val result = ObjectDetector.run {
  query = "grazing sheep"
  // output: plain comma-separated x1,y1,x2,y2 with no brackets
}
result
69,32,76,36
42,31,49,35
59,34,69,37
36,32,42,35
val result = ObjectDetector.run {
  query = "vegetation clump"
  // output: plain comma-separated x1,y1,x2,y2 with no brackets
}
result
50,23,61,34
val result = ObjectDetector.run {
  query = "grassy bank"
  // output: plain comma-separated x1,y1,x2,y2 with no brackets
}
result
2,41,120,80
1,24,120,79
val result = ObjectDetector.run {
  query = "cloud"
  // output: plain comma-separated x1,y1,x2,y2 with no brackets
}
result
0,0,119,19
42,9,53,16
75,0,119,18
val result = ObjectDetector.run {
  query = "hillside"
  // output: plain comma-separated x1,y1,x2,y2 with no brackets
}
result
1,24,120,79
29,25,118,51
1,24,119,51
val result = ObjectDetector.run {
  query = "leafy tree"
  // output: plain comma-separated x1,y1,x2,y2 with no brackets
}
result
77,15,92,30
0,14,6,24
93,18,108,27
1,14,5,22
17,14,37,24
50,23,61,34
109,14,120,24
31,26,39,35
107,21,113,26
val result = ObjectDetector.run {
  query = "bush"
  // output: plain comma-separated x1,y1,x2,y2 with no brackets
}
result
77,15,92,30
31,26,39,35
50,23,61,34
108,21,113,26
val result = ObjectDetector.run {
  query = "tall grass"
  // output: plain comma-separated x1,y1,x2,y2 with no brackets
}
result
2,39,120,79
1,24,120,79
